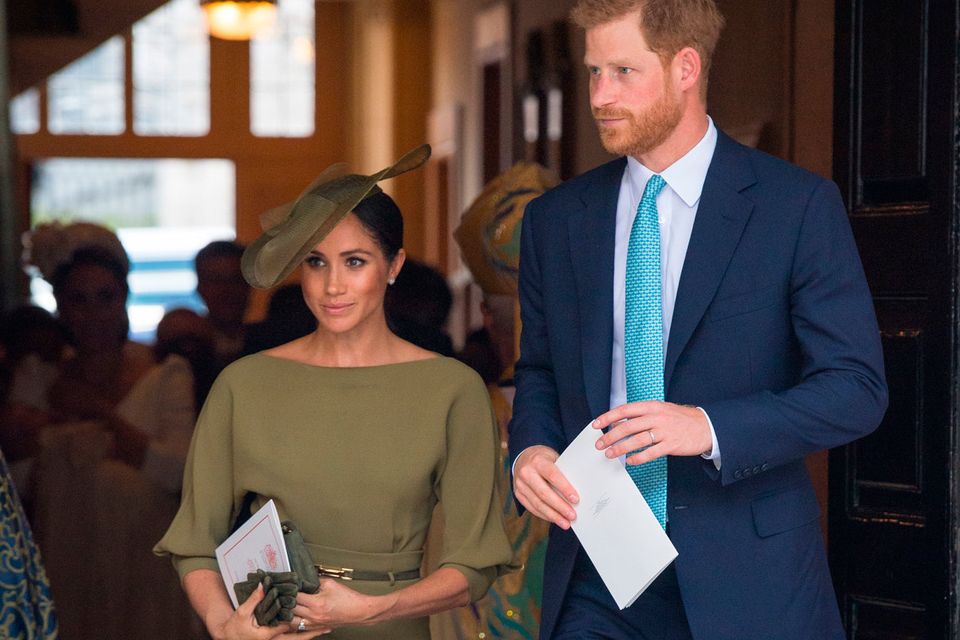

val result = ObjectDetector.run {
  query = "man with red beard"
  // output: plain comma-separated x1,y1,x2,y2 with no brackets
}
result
508,1,888,638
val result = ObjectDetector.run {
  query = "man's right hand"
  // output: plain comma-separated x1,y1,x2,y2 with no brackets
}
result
513,445,579,529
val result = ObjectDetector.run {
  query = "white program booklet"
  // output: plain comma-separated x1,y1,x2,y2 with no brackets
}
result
555,422,678,609
215,499,291,608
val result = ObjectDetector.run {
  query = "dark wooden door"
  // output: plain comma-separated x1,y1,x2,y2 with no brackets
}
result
830,1,959,638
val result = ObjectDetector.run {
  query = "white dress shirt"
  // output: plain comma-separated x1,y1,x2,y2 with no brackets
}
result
610,117,721,468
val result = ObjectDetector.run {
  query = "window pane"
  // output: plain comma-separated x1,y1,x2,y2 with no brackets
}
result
250,0,315,137
133,0,210,136
11,88,41,134
47,37,125,135
30,158,235,340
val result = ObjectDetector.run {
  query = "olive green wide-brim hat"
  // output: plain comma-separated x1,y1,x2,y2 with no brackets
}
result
241,144,432,289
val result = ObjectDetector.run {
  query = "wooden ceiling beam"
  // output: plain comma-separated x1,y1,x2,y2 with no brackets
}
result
8,0,168,94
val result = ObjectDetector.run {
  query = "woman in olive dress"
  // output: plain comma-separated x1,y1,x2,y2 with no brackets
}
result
155,146,514,640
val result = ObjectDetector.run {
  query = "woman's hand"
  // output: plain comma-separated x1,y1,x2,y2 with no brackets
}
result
210,585,301,640
183,570,326,640
289,579,393,632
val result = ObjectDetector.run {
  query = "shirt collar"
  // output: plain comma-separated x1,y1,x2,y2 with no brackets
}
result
625,116,718,208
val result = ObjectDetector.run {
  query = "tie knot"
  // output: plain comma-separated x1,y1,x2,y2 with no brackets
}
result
642,175,666,203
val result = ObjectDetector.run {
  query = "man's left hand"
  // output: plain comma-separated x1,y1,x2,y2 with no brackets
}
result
592,401,712,465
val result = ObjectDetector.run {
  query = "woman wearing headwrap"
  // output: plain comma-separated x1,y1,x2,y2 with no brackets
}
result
155,145,515,640
429,162,557,640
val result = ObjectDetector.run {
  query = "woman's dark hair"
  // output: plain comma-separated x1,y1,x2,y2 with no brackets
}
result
352,190,404,261
51,245,130,298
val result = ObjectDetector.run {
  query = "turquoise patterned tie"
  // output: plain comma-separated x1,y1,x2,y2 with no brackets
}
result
624,174,668,527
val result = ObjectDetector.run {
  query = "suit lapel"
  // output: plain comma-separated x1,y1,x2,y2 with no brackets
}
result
664,133,757,392
569,158,625,418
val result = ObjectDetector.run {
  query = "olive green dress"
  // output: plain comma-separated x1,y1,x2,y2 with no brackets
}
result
155,354,515,639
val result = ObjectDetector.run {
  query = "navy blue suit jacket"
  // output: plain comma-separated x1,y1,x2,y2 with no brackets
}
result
509,131,888,640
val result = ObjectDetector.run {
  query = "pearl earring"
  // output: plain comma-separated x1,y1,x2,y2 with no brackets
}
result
388,278,396,285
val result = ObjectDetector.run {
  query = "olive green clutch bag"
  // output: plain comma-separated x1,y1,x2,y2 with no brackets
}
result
283,521,321,594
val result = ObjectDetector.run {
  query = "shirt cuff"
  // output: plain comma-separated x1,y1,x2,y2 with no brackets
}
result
511,446,536,478
697,407,721,470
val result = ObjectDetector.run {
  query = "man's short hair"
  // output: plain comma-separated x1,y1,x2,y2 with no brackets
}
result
571,0,725,95
194,240,244,271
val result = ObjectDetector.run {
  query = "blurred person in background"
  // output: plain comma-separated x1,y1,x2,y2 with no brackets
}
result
194,240,252,370
241,282,317,356
155,307,219,414
0,305,67,480
385,258,455,356
15,221,202,640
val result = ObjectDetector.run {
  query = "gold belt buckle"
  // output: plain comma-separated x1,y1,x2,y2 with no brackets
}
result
316,563,354,580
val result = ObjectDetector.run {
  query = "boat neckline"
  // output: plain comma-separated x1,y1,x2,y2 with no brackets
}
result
252,351,445,371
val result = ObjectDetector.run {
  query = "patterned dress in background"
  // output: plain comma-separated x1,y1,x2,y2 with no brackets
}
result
0,449,58,639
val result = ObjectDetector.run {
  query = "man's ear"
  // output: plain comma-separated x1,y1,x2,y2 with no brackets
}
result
675,46,702,93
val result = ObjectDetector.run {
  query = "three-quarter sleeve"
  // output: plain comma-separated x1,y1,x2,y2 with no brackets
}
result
153,372,238,579
435,374,517,602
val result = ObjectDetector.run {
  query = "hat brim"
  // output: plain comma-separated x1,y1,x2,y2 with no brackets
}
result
241,145,431,289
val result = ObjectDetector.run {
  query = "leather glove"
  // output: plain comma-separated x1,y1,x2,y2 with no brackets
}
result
233,575,259,608
234,569,300,626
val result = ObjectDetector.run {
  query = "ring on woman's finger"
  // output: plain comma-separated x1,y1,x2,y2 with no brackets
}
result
297,617,307,633
649,430,656,445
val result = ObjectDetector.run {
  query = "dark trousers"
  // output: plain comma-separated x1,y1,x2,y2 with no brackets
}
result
552,549,694,640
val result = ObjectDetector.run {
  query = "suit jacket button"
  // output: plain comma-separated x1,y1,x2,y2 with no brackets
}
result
760,463,769,472
734,469,742,479
753,465,762,474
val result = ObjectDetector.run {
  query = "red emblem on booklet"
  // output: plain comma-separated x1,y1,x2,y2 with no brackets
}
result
263,544,279,570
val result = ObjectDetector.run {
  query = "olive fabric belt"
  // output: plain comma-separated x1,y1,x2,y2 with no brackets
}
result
305,542,422,583
315,563,420,582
